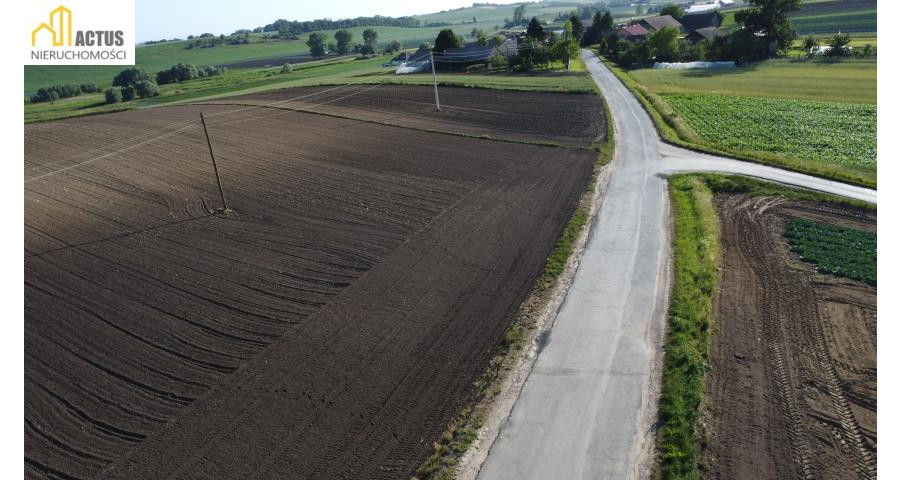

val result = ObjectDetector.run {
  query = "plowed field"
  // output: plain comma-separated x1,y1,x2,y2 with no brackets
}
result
24,87,601,478
702,196,876,479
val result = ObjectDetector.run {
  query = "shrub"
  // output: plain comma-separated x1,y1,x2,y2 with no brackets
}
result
121,85,136,101
490,55,508,70
281,62,293,73
134,80,159,98
465,63,487,73
104,87,122,104
79,82,98,93
112,67,149,87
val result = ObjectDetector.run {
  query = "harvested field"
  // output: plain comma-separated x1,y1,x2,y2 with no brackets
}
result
702,195,876,479
199,84,608,147
24,87,599,479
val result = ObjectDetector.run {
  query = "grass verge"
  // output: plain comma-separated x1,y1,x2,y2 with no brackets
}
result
598,56,876,189
658,174,719,479
659,173,875,479
412,103,615,480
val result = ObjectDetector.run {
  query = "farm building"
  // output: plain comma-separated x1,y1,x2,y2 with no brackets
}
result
617,24,650,42
680,11,723,31
719,0,735,7
685,2,721,14
385,46,432,66
639,15,684,33
685,26,725,43
434,38,516,68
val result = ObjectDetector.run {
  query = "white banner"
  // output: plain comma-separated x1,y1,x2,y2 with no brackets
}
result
24,0,135,65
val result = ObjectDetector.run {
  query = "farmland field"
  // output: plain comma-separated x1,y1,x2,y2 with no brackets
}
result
24,55,598,123
627,59,876,104
785,218,876,284
664,94,876,168
24,86,603,479
704,194,876,478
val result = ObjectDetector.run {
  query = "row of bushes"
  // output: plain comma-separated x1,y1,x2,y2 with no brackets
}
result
104,81,159,104
29,82,98,103
156,63,225,84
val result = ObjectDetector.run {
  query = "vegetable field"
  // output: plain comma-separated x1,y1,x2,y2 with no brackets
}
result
664,94,876,168
785,218,876,285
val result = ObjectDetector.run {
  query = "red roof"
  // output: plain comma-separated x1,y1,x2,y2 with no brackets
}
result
618,24,649,38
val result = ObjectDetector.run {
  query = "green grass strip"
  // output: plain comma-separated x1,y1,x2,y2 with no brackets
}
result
658,174,719,479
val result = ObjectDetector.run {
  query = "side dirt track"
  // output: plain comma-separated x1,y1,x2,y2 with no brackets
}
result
24,87,601,479
703,195,876,479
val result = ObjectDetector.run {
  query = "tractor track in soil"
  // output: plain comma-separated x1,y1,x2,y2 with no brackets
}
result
702,195,876,480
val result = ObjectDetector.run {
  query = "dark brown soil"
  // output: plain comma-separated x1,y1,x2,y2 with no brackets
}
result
701,195,876,480
24,88,598,479
200,84,608,148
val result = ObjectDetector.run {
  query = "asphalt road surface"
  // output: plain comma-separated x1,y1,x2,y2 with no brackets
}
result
476,50,876,480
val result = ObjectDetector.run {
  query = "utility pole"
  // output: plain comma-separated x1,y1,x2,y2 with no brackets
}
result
429,51,441,112
199,112,229,212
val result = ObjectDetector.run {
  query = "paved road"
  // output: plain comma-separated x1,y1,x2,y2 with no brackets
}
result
476,50,876,480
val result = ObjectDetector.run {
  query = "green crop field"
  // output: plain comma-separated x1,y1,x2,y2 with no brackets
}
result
665,94,876,168
791,9,877,34
628,59,876,104
785,218,876,285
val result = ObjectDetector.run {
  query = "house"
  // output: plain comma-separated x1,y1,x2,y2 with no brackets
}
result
719,0,735,7
680,11,723,31
685,3,721,14
638,15,684,34
685,27,725,43
617,24,650,42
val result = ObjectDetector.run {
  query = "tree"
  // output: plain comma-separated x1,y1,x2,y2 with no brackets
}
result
647,25,680,62
801,35,819,53
599,11,614,32
635,4,645,16
362,29,378,54
826,33,851,56
121,85,136,101
513,4,526,25
386,40,402,53
433,29,461,53
134,80,159,98
112,67,149,87
281,62,293,73
660,4,684,20
306,32,326,57
553,20,580,70
569,15,584,43
104,87,122,104
526,17,545,42
472,28,487,45
734,0,802,56
334,29,353,55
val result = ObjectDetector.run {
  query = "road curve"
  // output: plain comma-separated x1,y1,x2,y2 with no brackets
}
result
476,50,876,480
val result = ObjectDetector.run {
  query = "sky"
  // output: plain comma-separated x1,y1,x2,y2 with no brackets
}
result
136,0,522,42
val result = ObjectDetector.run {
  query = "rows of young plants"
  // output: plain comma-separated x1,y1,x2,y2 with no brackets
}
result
785,218,876,285
664,94,876,168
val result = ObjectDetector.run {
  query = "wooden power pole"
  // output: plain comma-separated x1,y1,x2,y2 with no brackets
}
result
199,112,229,211
429,51,441,112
